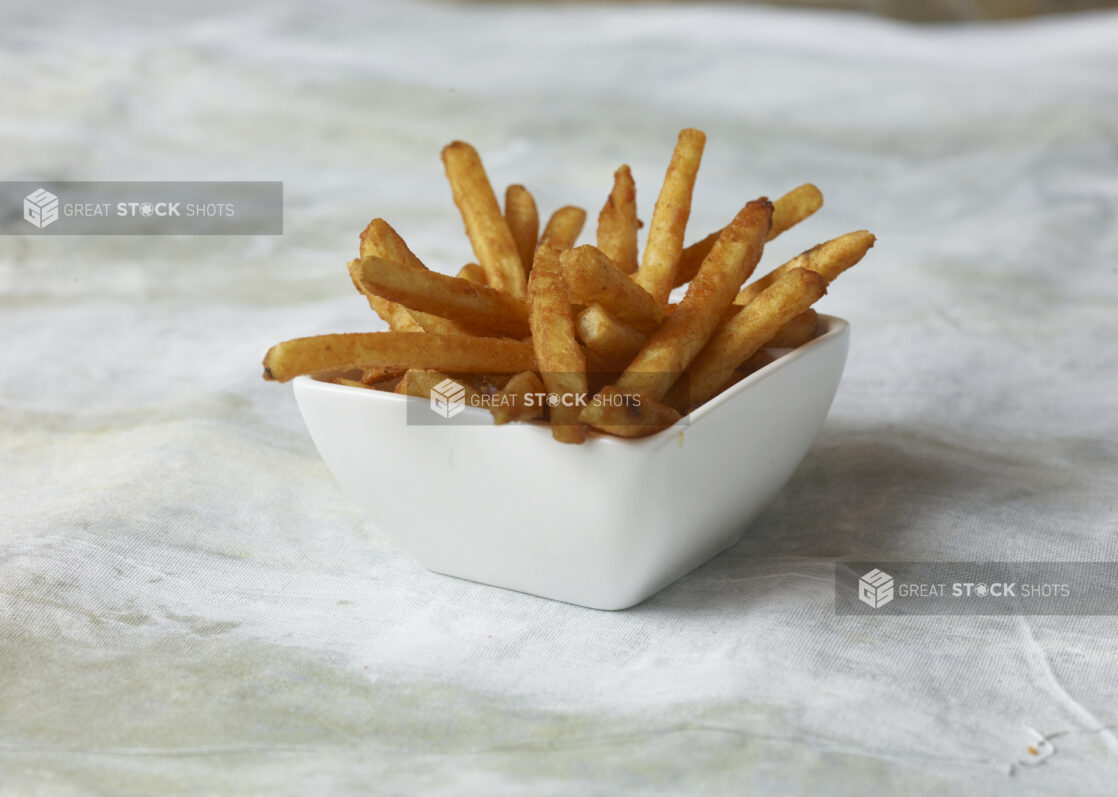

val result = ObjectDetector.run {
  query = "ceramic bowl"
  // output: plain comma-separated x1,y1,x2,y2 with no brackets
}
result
293,314,849,610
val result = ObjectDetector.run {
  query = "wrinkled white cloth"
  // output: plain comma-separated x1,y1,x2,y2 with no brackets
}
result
2,1,1117,794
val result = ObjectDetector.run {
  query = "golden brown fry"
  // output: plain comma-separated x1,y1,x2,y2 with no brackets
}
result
634,128,706,305
361,366,407,385
351,220,427,332
709,350,778,395
457,263,487,285
395,369,482,404
673,183,824,287
598,198,772,404
540,205,587,250
666,268,827,410
561,245,665,334
442,141,527,298
765,309,818,348
575,306,648,370
596,165,639,274
460,373,511,394
354,256,530,338
739,349,776,374
673,231,718,287
527,242,587,444
673,231,719,288
262,333,536,382
504,184,539,276
334,377,376,389
578,344,615,380
359,218,426,268
356,220,466,335
735,230,875,306
406,310,466,339
579,386,681,438
769,183,824,240
490,371,546,425
348,269,425,332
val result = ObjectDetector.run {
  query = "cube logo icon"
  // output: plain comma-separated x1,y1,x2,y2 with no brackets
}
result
429,378,466,419
859,568,894,609
24,188,60,229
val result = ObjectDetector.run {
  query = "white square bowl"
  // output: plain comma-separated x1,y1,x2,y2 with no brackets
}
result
292,314,849,610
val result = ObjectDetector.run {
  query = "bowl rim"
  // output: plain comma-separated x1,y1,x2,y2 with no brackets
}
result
294,313,848,449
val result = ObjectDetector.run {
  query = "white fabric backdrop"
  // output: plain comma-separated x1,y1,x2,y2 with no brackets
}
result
2,1,1117,793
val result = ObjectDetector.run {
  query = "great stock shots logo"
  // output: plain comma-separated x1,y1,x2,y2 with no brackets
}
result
429,378,467,419
409,374,675,428
23,188,59,229
3,182,282,235
835,561,1118,615
858,568,894,609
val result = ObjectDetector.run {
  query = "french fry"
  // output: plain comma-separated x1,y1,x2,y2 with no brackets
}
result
739,349,776,374
575,306,647,370
634,128,706,305
769,183,825,240
348,273,425,333
442,141,527,298
395,369,483,404
673,183,824,287
357,219,466,335
352,220,426,331
527,242,587,444
666,268,827,410
490,371,546,425
765,309,818,348
504,184,539,276
359,218,426,269
578,343,616,381
541,205,587,250
708,350,777,396
561,245,665,334
335,380,375,391
597,165,639,274
361,366,407,385
335,380,389,391
353,256,530,338
461,373,512,393
580,386,681,438
736,230,875,306
457,263,487,284
262,333,536,382
595,198,772,404
673,233,718,288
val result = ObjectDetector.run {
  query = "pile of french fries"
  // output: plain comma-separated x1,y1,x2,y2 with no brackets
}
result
263,129,875,444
